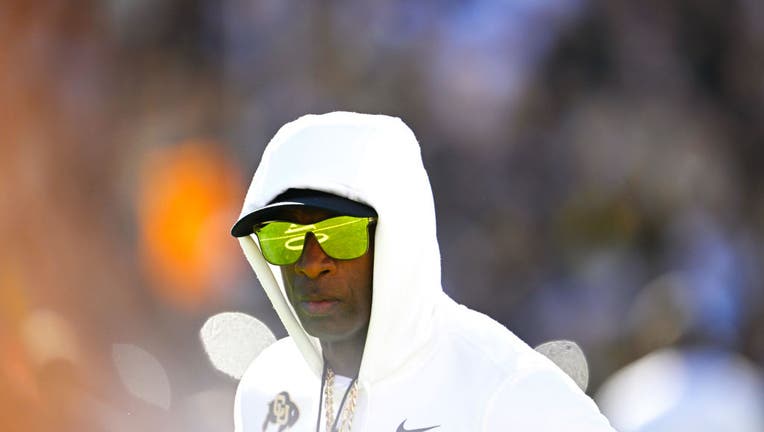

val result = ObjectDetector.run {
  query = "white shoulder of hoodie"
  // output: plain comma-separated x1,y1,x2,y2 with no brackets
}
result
233,337,311,432
482,362,617,431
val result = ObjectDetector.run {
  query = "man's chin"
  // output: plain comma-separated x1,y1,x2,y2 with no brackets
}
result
302,321,361,343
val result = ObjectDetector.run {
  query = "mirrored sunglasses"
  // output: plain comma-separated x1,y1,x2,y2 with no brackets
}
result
253,216,376,265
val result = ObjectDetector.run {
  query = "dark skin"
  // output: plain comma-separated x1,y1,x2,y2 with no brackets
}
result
277,207,374,378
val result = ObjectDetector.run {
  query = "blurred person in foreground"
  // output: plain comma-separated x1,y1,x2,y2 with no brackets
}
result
230,112,614,431
596,273,764,432
596,346,764,432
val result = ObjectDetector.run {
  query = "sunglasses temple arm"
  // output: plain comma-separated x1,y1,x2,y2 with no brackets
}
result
238,236,323,374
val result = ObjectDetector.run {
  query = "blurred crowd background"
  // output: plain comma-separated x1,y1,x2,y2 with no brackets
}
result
2,0,763,431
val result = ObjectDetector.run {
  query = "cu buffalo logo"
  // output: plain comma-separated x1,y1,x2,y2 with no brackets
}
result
262,391,299,431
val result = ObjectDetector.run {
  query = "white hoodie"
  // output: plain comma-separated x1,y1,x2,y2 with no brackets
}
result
234,112,615,431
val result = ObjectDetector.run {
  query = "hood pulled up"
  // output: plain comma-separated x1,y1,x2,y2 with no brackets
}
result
236,112,443,385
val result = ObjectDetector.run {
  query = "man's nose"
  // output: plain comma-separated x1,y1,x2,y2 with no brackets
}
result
294,233,335,278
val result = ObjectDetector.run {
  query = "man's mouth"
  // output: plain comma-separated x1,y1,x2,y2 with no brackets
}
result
299,299,339,315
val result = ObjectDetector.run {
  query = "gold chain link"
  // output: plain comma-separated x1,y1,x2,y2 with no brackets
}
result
323,368,359,432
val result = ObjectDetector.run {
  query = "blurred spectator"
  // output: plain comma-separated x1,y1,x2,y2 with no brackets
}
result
596,347,764,431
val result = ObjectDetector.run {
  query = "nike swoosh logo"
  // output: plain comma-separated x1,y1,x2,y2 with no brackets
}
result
396,420,440,432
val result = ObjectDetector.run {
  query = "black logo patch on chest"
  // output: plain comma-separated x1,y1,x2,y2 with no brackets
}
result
262,391,299,431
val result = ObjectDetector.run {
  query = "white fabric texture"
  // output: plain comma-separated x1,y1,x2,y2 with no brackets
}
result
234,111,615,431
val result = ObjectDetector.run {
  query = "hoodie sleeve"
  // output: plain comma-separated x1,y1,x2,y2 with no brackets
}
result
482,367,616,431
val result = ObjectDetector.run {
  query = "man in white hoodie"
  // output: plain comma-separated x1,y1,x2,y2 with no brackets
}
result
231,112,615,431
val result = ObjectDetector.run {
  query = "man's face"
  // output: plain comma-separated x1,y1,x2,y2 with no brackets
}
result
277,207,374,344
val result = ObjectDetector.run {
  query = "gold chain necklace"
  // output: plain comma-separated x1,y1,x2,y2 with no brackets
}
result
323,368,359,432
